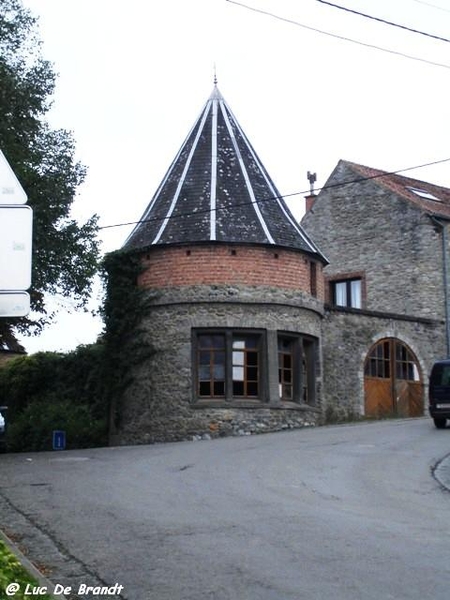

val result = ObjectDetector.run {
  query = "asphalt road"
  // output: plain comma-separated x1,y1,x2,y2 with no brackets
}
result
1,418,450,600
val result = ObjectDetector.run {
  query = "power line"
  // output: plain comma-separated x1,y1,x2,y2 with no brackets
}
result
225,0,450,70
99,157,450,231
409,0,450,14
315,0,450,43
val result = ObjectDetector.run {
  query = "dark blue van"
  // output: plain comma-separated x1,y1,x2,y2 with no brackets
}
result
429,360,450,428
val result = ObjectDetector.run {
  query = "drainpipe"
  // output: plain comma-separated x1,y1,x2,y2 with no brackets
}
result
431,216,450,357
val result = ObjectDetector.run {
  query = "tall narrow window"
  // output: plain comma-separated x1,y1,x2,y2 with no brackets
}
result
395,342,420,382
365,339,390,378
277,334,317,405
197,334,226,397
232,336,259,397
302,338,315,404
278,338,294,400
310,262,317,297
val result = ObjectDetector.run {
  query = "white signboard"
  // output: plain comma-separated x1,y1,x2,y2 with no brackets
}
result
0,292,30,317
0,205,33,291
0,149,27,204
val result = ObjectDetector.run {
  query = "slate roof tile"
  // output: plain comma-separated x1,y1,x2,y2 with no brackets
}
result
124,85,325,260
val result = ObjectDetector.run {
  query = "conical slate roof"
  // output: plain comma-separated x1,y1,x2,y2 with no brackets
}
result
125,85,324,259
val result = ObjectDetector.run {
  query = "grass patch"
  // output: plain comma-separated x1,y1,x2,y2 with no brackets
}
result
0,538,53,599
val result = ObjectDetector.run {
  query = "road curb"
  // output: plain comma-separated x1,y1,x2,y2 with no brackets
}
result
0,528,69,600
433,452,450,492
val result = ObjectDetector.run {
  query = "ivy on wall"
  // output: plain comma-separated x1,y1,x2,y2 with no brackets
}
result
100,250,156,435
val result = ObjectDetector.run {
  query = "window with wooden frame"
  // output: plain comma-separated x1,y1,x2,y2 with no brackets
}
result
195,330,263,401
232,336,259,397
364,339,420,382
331,277,362,309
197,334,226,397
277,334,317,405
278,337,295,400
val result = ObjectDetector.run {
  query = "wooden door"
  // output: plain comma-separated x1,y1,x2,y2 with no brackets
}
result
364,339,423,418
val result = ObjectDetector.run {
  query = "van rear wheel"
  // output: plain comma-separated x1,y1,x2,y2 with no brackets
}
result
433,417,447,429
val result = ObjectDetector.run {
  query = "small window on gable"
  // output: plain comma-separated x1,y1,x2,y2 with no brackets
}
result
407,187,441,202
332,278,362,309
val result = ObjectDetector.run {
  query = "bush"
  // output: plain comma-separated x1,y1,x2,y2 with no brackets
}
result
0,539,53,600
0,344,108,452
6,400,107,452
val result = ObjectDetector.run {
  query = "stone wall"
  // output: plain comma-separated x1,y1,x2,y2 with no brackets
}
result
111,284,323,445
321,307,444,420
302,162,447,320
301,161,449,418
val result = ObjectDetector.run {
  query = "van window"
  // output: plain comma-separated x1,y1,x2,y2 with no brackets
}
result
432,364,450,386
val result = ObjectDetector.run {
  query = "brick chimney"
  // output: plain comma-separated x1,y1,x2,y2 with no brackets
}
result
305,171,317,212
305,194,316,213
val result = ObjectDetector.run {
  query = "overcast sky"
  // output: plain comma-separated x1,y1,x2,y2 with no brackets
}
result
18,0,450,353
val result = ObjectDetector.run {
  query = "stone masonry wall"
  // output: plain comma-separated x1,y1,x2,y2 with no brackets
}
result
112,286,323,445
321,308,444,420
302,162,446,320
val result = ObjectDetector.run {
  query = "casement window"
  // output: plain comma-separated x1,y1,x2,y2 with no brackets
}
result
332,278,362,309
197,334,226,397
196,331,262,400
194,329,317,405
278,337,295,400
278,334,316,404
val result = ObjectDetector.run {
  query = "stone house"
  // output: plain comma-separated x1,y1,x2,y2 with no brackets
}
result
109,85,328,444
301,159,449,420
107,86,450,444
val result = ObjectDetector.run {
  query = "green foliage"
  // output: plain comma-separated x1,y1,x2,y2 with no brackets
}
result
6,400,106,452
0,539,53,600
0,345,108,451
101,250,145,347
0,0,100,346
100,251,155,431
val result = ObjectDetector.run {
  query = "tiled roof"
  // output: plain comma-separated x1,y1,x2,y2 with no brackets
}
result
124,85,325,259
342,160,450,219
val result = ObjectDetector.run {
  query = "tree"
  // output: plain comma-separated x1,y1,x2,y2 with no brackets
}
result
0,0,100,349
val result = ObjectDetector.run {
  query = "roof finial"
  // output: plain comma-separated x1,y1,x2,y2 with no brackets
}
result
213,63,218,86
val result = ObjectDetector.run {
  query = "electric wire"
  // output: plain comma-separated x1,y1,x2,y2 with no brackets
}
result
99,157,450,231
315,0,450,43
225,0,450,70
408,0,450,13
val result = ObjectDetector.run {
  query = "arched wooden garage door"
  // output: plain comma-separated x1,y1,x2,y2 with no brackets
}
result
364,338,423,418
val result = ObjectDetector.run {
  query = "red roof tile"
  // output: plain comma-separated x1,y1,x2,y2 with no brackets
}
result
343,160,450,219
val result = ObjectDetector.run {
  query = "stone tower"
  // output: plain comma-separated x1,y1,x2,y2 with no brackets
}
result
111,85,327,444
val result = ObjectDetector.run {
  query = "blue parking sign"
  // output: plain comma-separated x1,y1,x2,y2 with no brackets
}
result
52,430,66,450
